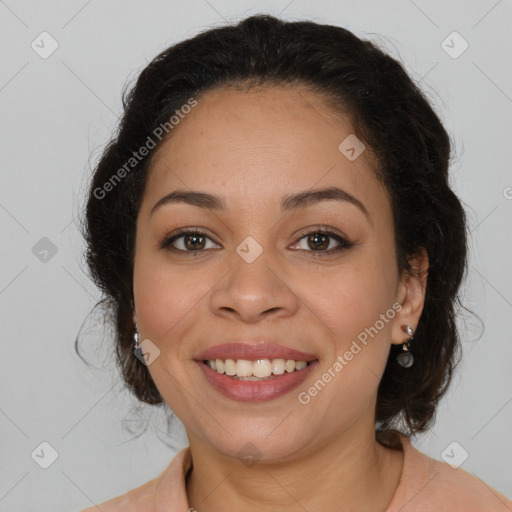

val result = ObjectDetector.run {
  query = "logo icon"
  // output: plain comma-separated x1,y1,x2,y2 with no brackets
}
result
31,441,59,469
32,237,58,263
237,442,263,467
31,32,59,59
441,441,469,468
236,236,263,264
338,134,366,161
441,32,469,59
134,338,161,366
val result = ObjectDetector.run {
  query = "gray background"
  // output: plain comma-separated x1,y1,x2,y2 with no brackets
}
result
1,0,511,510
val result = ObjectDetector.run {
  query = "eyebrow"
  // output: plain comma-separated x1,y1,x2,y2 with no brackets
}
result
150,186,369,219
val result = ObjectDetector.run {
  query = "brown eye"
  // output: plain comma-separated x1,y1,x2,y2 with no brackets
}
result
291,228,354,256
160,229,220,254
307,232,330,251
182,233,206,250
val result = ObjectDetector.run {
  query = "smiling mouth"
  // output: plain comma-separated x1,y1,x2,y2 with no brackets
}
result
202,358,314,380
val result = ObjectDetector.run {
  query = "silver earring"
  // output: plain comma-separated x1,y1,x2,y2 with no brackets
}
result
397,325,414,368
134,325,141,351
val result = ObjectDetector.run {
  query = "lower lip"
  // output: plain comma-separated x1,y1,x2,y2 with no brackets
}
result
196,360,318,402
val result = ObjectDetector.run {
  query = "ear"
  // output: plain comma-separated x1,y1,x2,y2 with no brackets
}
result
391,247,429,345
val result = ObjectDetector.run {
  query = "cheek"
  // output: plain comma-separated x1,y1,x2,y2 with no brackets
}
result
132,252,203,414
132,250,203,347
312,253,397,344
307,264,397,421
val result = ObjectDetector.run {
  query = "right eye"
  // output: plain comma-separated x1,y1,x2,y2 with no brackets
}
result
159,228,221,254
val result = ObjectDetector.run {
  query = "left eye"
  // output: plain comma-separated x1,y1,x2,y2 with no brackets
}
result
291,230,353,254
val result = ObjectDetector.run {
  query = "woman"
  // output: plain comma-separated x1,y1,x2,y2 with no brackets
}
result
77,14,512,511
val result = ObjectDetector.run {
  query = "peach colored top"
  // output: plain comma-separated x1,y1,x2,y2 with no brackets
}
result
79,435,512,511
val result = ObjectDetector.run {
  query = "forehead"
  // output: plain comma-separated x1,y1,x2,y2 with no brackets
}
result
141,85,388,219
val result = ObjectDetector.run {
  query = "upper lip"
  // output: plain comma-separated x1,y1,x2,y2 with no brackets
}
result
194,342,318,362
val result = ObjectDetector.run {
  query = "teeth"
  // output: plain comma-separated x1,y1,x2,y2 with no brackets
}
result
236,359,253,377
253,359,272,378
224,359,236,376
205,358,310,378
272,358,285,375
285,359,295,372
295,361,307,370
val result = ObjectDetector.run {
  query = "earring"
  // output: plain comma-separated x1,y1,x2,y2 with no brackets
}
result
397,325,414,368
134,325,141,351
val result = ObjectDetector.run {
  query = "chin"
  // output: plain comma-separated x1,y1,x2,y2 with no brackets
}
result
197,423,313,465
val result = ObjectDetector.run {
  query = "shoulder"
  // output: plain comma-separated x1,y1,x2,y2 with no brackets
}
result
76,446,192,512
391,435,512,512
426,456,512,509
77,476,159,512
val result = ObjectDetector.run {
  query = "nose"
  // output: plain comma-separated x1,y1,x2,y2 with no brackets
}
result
209,241,300,323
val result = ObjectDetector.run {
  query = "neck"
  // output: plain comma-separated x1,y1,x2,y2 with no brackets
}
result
185,419,403,512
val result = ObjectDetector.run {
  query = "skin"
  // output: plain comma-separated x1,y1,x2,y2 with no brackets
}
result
132,84,429,512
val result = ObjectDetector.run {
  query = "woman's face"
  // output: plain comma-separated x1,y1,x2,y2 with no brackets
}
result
133,85,422,462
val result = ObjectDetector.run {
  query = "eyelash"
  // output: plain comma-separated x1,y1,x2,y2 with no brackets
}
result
159,226,354,258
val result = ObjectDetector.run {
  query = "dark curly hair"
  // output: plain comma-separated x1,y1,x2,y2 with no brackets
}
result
77,14,470,450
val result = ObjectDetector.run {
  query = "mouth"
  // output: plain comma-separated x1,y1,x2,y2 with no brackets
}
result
196,357,319,402
193,342,319,401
